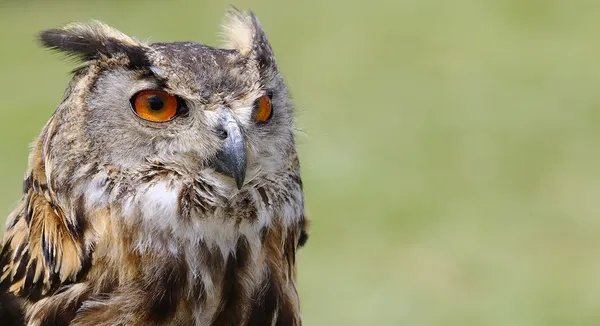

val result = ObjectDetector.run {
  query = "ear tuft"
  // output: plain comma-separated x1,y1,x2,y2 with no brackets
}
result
221,8,256,56
221,8,277,70
39,21,150,67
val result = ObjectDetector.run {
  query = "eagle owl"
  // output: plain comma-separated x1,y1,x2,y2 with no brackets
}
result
0,9,309,326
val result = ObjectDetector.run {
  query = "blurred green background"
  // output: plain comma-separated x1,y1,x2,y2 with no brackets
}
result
1,0,600,325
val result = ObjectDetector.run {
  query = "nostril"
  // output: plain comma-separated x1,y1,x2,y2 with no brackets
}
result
216,127,228,140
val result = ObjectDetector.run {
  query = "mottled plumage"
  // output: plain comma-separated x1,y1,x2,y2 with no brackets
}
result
0,9,309,325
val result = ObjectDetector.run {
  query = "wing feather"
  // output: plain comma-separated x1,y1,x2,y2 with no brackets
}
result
0,148,91,300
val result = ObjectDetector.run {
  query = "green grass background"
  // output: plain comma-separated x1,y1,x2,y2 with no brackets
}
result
1,0,600,325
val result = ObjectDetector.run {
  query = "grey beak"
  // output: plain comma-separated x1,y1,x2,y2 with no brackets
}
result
212,114,247,190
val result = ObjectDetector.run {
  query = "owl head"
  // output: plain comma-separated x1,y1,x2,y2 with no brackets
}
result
37,9,297,196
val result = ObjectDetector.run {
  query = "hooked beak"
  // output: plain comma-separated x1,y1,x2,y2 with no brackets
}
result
211,114,247,190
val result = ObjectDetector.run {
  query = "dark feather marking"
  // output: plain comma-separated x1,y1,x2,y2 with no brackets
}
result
298,231,309,248
12,251,29,283
48,270,61,296
257,187,269,206
72,195,87,237
36,182,48,193
13,242,26,261
285,232,295,279
195,241,222,307
0,291,25,326
148,260,186,322
260,227,268,243
23,258,37,290
289,173,303,189
28,284,44,302
24,198,33,225
39,29,150,68
41,229,54,268
23,257,43,301
247,270,278,326
210,236,250,326
0,241,12,266
23,176,32,194
194,180,209,194
203,240,226,272
298,218,309,248
247,207,258,221
0,242,14,291
291,242,297,269
76,243,93,281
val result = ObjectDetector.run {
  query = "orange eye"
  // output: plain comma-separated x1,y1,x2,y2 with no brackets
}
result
255,95,272,122
132,90,178,122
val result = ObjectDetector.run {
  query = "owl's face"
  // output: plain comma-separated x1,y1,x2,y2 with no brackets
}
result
44,13,297,194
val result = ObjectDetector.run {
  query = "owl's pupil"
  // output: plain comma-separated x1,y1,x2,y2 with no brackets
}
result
147,95,164,111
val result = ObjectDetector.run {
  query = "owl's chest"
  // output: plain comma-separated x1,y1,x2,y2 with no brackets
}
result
88,217,267,323
87,175,300,321
74,176,302,325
